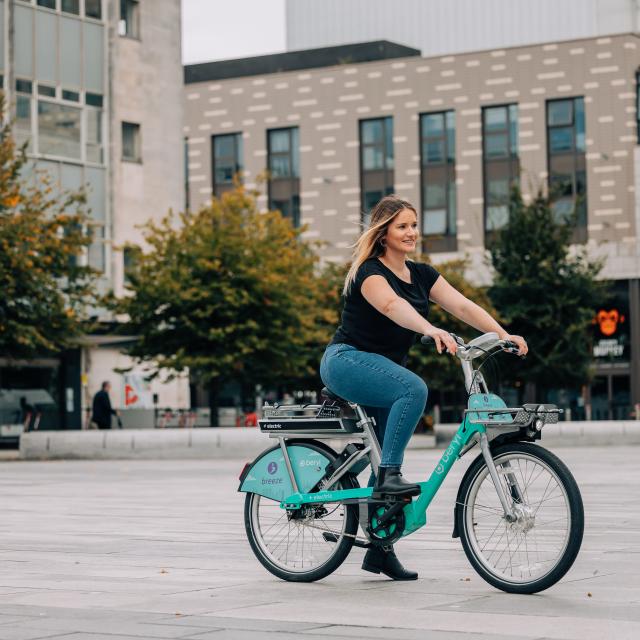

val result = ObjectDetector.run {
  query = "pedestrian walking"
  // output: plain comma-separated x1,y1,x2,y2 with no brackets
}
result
91,381,118,430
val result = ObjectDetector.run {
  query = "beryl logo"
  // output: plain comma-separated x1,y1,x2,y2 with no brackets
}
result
267,462,278,475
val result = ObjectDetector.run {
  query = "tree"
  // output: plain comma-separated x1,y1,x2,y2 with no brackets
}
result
281,259,346,393
407,258,500,401
488,187,604,399
113,185,335,424
0,95,96,359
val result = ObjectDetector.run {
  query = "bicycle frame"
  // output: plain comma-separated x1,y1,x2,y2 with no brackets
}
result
277,333,540,539
279,409,496,535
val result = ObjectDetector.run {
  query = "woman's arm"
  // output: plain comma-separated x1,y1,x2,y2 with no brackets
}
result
361,275,458,354
429,276,528,355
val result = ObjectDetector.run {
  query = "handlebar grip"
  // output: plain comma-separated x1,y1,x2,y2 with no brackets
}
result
420,335,434,345
504,340,518,350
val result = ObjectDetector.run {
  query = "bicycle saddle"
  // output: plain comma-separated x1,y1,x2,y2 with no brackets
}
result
321,387,349,405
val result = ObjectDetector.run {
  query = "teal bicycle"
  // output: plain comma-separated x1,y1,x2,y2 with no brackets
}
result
239,332,584,593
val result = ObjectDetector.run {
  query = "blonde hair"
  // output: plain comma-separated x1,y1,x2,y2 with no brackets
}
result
343,195,418,295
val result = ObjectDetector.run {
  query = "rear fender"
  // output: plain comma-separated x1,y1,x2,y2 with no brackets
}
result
238,442,333,502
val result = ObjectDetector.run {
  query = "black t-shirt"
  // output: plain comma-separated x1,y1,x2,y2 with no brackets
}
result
330,258,440,364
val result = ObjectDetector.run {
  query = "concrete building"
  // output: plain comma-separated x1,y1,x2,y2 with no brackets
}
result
1,0,188,430
285,0,640,58
184,34,640,420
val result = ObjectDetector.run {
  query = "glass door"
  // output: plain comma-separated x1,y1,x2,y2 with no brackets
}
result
590,374,631,420
590,376,609,421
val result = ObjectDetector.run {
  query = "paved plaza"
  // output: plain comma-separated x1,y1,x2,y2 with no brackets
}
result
0,445,638,640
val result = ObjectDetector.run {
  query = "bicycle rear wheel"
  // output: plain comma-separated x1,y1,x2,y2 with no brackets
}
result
457,442,583,594
244,442,359,582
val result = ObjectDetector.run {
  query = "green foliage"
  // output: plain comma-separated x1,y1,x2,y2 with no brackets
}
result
113,185,338,395
0,94,96,359
285,259,346,390
407,259,499,392
488,187,604,392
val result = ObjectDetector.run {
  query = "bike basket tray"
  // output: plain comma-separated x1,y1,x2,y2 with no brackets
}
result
259,402,362,434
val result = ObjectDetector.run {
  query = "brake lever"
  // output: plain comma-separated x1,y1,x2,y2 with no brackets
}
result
503,341,526,358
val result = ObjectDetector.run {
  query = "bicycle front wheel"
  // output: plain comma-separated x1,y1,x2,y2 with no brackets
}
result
457,442,584,594
244,443,359,582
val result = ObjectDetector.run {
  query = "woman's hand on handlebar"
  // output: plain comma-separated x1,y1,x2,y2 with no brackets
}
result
423,326,458,355
503,334,528,356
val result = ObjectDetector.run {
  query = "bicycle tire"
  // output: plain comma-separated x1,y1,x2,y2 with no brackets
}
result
457,442,584,594
244,441,359,582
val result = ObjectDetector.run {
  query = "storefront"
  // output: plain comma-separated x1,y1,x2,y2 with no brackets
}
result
587,279,640,420
0,350,82,434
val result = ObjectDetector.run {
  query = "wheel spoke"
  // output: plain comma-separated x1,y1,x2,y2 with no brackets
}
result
247,471,356,576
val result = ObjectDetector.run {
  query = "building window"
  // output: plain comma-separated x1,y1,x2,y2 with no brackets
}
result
86,108,103,164
359,116,394,225
61,0,79,15
212,132,243,197
62,89,80,102
420,110,456,252
38,101,82,159
267,127,300,227
15,93,32,152
546,97,587,238
119,0,140,38
85,0,102,20
37,84,56,97
123,246,136,283
483,104,519,235
37,0,56,9
122,122,141,162
86,93,103,107
86,225,105,271
16,79,33,94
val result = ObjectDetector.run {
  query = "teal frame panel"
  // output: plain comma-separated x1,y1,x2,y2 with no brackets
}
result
279,393,513,539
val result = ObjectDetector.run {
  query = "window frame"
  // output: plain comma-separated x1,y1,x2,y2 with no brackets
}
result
36,98,83,160
119,0,140,39
84,0,103,21
545,96,587,240
419,109,457,252
482,103,520,238
359,116,394,225
267,126,301,227
211,132,243,197
121,121,142,163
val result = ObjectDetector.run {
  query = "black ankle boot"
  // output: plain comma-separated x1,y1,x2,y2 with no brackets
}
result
372,466,420,498
362,545,418,580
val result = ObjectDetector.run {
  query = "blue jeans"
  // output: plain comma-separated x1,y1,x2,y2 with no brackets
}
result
320,343,428,468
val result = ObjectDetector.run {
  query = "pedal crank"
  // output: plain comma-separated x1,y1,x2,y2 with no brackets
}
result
366,499,408,546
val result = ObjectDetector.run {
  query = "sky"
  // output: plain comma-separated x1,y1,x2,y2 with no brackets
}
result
182,0,287,64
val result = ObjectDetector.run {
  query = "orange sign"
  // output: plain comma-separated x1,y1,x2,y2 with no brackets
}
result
125,384,139,407
595,309,625,336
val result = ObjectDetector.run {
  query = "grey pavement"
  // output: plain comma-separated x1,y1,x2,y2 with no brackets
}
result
0,445,638,640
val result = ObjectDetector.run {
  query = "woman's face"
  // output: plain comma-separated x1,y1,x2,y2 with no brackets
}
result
383,208,418,254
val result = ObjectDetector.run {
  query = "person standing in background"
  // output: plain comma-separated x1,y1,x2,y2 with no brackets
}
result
91,381,118,430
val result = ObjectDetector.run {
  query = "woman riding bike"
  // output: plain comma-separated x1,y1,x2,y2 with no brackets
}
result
319,195,527,581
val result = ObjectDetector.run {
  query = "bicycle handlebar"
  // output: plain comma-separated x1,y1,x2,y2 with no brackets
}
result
421,333,520,355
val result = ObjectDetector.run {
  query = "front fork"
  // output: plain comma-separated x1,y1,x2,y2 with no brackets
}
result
478,432,522,522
